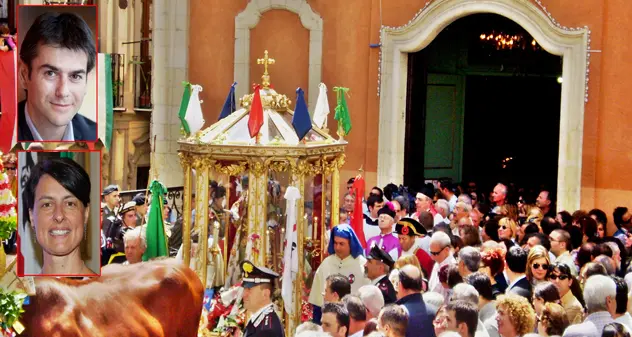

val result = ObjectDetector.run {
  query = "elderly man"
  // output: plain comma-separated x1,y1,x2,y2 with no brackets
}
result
310,224,369,323
395,265,437,337
365,245,397,304
358,285,385,320
563,275,616,337
428,231,455,298
395,217,434,277
123,226,146,265
491,183,507,214
458,247,481,279
365,203,401,260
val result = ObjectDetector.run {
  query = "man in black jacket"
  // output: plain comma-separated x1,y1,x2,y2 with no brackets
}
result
17,12,96,141
395,265,437,337
505,246,532,300
241,261,285,337
365,245,397,304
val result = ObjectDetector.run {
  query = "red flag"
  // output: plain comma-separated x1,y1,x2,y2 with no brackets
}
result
351,175,366,247
248,84,264,138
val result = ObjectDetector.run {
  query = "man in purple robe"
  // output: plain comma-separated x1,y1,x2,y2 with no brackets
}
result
365,202,401,260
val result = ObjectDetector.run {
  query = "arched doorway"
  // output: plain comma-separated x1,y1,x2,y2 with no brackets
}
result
377,0,588,211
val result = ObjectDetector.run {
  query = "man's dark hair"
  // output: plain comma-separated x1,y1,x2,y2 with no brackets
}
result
613,207,629,229
327,274,351,299
524,232,551,251
347,178,355,185
366,194,382,210
394,195,409,213
557,211,572,226
446,300,479,337
341,295,367,322
483,218,500,242
579,216,598,238
567,225,583,251
588,209,608,226
506,246,528,273
323,302,350,337
370,186,384,199
379,304,408,337
383,183,398,201
465,272,494,301
25,157,91,210
438,178,457,194
398,268,422,291
541,217,561,236
595,243,613,258
613,276,629,314
20,12,96,77
583,262,608,279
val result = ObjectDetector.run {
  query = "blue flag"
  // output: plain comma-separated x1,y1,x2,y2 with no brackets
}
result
218,82,237,121
292,88,312,141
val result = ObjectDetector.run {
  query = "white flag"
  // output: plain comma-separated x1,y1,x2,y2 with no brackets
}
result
282,186,301,315
186,84,206,134
313,83,330,129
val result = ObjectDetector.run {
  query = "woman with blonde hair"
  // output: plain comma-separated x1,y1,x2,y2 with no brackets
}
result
498,217,518,241
526,206,544,226
500,204,519,222
526,245,551,285
537,302,570,337
496,294,536,337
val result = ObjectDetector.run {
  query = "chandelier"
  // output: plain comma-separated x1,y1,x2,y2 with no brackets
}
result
479,32,538,51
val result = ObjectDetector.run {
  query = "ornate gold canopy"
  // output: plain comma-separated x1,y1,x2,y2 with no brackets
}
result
178,51,347,336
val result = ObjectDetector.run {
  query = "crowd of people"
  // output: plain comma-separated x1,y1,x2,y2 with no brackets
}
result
299,178,632,337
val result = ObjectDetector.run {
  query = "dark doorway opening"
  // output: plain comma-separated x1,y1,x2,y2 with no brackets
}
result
404,13,562,194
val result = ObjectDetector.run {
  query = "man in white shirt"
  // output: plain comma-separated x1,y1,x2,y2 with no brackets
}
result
549,229,578,276
438,178,458,213
428,231,455,298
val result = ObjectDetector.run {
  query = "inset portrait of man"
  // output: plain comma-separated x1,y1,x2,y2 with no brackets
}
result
23,157,97,276
17,9,97,141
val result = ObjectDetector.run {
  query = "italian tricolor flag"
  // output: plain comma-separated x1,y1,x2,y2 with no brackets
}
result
178,83,205,135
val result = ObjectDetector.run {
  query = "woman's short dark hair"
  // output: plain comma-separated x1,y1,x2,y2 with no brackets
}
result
25,157,91,210
534,282,561,304
20,12,96,76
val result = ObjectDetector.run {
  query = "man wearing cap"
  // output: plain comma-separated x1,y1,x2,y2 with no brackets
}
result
396,218,434,278
240,260,285,337
133,193,148,227
365,245,397,304
412,186,438,221
106,201,138,264
102,184,121,218
310,224,369,324
365,202,401,261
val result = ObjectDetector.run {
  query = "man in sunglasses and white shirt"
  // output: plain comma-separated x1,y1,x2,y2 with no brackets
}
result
427,231,455,301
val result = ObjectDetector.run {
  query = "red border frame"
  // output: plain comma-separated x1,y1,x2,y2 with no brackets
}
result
15,149,103,278
15,4,99,144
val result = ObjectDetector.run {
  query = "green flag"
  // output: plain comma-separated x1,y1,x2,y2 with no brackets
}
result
104,54,114,149
59,152,75,159
142,180,169,261
178,82,192,134
333,87,352,136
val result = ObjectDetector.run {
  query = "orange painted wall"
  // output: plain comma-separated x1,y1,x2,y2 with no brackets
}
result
250,10,309,102
188,0,632,224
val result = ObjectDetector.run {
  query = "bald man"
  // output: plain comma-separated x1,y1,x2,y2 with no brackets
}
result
395,265,437,337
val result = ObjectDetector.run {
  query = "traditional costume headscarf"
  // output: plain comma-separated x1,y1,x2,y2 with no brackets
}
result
328,223,364,258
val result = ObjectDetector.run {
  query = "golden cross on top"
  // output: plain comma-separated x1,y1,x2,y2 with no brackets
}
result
257,50,275,88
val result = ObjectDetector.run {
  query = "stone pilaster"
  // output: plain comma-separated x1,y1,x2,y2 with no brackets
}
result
150,0,189,187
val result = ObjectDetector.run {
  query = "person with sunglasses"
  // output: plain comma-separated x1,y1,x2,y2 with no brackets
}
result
613,207,632,246
547,262,584,324
428,231,455,299
526,245,550,286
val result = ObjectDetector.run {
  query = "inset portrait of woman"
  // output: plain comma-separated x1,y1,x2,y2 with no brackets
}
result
23,157,97,276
